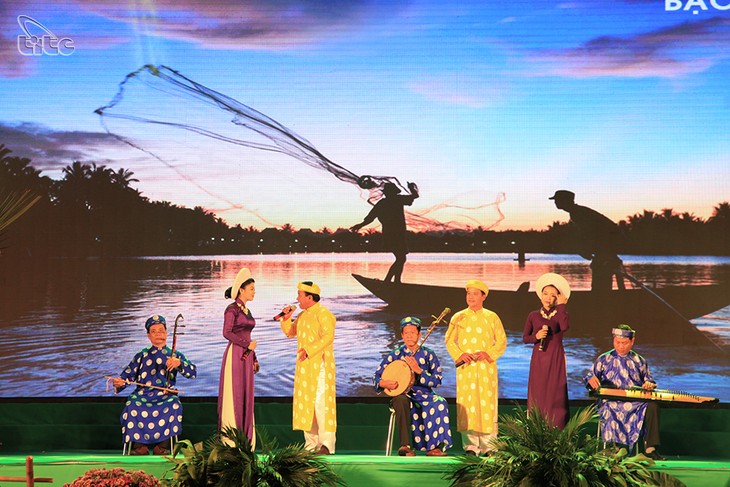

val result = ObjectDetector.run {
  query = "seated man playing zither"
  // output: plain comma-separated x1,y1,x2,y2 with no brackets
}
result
584,324,665,460
374,316,452,456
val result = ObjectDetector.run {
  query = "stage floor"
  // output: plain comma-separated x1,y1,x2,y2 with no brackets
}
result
1,453,729,487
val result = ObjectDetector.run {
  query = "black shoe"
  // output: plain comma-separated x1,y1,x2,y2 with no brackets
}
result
398,445,415,456
645,450,666,461
464,450,477,456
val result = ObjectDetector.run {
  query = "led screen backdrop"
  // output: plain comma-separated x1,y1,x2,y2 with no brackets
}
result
0,1,728,401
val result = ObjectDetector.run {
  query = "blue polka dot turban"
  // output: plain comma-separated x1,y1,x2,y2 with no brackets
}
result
145,315,167,332
400,316,422,331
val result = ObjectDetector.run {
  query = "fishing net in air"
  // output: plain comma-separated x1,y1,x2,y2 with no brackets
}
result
96,65,504,231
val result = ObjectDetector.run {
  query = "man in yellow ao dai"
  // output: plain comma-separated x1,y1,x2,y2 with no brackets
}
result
445,279,507,455
279,281,337,454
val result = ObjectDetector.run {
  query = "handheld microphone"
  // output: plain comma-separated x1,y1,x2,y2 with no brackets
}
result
538,325,548,351
455,360,465,368
273,304,297,321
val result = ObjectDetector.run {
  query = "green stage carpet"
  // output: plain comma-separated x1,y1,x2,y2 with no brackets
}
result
0,453,728,487
1,399,728,485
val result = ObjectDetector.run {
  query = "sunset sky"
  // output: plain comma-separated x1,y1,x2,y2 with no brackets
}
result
1,1,728,231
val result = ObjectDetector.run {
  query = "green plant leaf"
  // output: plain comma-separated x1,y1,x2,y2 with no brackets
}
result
444,405,683,487
161,426,344,487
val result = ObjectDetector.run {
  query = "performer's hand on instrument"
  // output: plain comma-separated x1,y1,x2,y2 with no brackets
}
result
297,348,308,362
404,356,423,374
166,356,182,371
112,377,125,389
587,376,600,390
642,381,656,391
248,340,257,351
380,379,399,390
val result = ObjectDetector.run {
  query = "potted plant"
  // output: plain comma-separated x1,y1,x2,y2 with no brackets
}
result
64,467,160,486
444,405,685,487
163,426,345,486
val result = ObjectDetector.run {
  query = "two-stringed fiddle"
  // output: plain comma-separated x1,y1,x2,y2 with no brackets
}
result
164,313,185,389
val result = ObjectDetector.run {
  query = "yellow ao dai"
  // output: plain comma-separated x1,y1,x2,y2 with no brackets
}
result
281,302,337,432
445,307,507,433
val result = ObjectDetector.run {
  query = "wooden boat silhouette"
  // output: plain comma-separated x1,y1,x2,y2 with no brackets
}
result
352,274,729,347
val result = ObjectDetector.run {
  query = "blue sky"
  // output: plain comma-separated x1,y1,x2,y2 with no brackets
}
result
1,1,728,231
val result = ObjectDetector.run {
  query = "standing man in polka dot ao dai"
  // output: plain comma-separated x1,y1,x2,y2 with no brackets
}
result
445,280,507,456
279,281,337,454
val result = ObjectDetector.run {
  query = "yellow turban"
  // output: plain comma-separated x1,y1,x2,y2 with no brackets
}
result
297,281,321,295
465,279,489,297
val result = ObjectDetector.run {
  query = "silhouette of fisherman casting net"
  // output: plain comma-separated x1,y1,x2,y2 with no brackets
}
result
95,65,504,231
351,181,419,283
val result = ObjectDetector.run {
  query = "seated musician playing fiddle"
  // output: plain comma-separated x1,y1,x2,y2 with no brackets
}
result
584,324,665,460
373,316,452,456
111,315,197,455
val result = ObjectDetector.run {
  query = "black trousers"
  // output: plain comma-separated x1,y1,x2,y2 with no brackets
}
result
391,394,412,447
643,402,661,448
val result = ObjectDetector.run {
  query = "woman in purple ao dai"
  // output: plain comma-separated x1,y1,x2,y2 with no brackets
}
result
522,272,571,429
218,267,259,447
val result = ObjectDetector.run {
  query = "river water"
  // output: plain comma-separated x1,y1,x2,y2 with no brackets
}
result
1,253,728,401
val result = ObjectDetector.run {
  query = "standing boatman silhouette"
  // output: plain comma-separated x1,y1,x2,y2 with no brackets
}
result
550,190,625,292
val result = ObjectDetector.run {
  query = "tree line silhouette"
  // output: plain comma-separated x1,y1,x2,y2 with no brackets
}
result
1,144,728,259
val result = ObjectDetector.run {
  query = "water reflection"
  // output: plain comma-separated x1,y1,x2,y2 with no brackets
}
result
0,253,728,400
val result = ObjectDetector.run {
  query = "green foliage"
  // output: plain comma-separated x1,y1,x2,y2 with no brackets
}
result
0,189,40,234
444,406,686,487
0,144,43,237
162,426,344,487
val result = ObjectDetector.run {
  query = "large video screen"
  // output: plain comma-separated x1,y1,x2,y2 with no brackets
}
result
1,1,728,401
